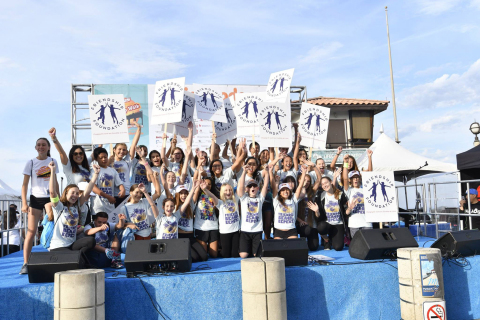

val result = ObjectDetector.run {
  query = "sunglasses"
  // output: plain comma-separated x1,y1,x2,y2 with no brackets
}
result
212,164,222,168
247,185,258,189
247,162,257,166
73,152,84,156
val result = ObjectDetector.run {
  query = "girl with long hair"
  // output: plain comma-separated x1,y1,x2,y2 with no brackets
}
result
120,182,159,240
111,120,142,206
172,181,199,241
148,149,163,195
1,207,22,257
46,161,98,257
209,138,246,191
193,176,219,257
313,176,349,251
20,137,60,274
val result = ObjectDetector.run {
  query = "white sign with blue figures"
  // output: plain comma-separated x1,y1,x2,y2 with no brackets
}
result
88,94,129,144
151,77,185,125
298,102,330,149
214,96,237,145
193,84,227,123
265,68,294,102
232,92,265,137
362,171,398,222
258,100,292,148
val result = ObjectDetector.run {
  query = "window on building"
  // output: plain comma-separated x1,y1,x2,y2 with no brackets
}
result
326,119,347,148
349,110,373,145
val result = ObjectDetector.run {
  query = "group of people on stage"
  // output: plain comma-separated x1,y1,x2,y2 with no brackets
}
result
18,121,374,274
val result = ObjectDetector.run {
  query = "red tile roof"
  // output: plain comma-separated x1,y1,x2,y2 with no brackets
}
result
297,96,389,106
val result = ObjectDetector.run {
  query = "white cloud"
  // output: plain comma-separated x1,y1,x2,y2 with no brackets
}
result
471,0,480,9
416,0,463,15
399,59,480,109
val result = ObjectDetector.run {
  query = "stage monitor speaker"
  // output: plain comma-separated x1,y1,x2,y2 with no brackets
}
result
257,238,308,266
28,251,85,283
349,228,418,260
430,230,480,257
124,239,191,276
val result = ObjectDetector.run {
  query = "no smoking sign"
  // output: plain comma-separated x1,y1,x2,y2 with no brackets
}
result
423,301,446,320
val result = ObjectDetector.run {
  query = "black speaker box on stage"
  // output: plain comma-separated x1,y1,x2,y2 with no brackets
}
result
124,239,191,276
430,230,480,257
28,251,85,283
349,228,418,260
257,238,309,266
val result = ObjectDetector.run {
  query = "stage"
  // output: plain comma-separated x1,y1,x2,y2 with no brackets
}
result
0,237,478,320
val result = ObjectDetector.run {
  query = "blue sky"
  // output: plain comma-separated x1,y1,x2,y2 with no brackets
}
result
1,0,479,191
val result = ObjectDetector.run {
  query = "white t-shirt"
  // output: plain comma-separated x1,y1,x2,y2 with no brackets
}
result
113,155,132,195
1,219,23,246
92,166,123,215
321,169,334,180
63,159,91,185
151,166,163,195
22,158,60,198
173,202,194,232
213,167,236,190
84,222,116,247
131,158,151,193
217,197,240,234
345,187,372,228
121,199,153,237
168,162,193,189
193,194,218,231
277,169,297,183
324,193,343,225
49,202,80,250
221,158,232,169
156,215,178,239
273,195,299,230
240,194,265,233
79,202,89,226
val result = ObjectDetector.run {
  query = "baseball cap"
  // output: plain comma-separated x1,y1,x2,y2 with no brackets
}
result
467,189,478,196
348,171,361,179
77,182,95,196
278,183,292,191
246,180,259,187
176,185,189,193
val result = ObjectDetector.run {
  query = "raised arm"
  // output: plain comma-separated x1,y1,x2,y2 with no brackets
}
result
192,178,203,203
293,132,301,171
139,183,159,218
181,180,200,213
230,138,237,157
210,133,218,161
222,140,229,161
366,149,373,172
48,161,59,207
237,165,248,198
129,120,142,160
49,127,68,165
160,132,170,167
296,165,307,199
187,121,193,148
269,164,279,197
79,164,100,206
342,154,350,191
179,146,192,185
261,167,269,198
200,180,219,206
231,138,246,173
330,146,342,171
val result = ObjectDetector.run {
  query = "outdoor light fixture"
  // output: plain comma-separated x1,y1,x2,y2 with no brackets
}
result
470,121,480,147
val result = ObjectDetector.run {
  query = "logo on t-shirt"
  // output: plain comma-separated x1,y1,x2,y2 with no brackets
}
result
61,208,79,238
36,166,52,181
162,219,178,239
95,229,109,246
134,164,148,184
130,208,149,231
224,200,239,225
325,199,341,223
99,174,114,195
351,191,365,215
199,195,215,221
114,163,127,183
278,202,294,224
246,200,260,223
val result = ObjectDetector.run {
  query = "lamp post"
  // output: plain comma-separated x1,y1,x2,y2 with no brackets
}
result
470,121,480,147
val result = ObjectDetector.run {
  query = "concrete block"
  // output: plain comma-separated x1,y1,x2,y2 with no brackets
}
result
266,291,287,320
54,304,104,320
243,292,267,320
263,257,285,293
241,258,267,293
54,269,105,309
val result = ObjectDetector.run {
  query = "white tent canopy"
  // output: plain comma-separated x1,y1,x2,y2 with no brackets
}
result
0,179,21,198
356,131,457,182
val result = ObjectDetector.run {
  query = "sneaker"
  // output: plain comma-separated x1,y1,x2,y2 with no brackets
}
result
105,248,120,260
324,241,332,251
19,264,28,274
111,260,124,269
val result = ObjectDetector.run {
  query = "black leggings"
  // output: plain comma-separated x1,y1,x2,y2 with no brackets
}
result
51,236,96,255
317,221,345,251
219,231,240,258
296,223,319,251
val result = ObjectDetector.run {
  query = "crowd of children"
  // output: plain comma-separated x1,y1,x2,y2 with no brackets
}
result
18,123,373,274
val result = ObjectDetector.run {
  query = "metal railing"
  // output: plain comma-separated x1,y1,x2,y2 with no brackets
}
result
0,199,26,257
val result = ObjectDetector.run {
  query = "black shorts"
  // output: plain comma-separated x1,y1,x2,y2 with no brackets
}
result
274,228,298,239
195,229,219,243
239,231,263,255
29,195,50,211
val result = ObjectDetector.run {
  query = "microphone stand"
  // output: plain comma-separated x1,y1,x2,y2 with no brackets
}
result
406,162,428,239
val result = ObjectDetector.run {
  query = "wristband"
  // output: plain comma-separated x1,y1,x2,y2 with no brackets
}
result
50,196,59,203
343,163,349,168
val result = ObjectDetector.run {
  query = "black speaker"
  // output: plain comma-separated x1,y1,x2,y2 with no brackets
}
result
257,238,309,266
431,230,480,257
28,251,85,283
124,239,191,276
349,228,418,260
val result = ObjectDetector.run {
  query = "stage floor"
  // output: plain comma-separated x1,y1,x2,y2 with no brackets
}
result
0,236,479,320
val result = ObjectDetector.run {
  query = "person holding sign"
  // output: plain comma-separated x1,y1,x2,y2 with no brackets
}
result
342,169,372,238
314,175,349,251
269,165,306,239
237,164,269,258
111,120,142,207
47,161,98,256
209,138,246,190
20,137,60,274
